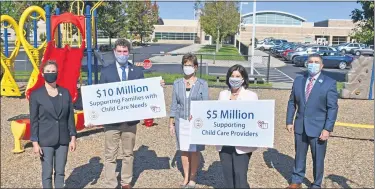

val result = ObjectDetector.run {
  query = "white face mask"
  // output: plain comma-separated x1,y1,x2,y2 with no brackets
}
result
183,66,195,75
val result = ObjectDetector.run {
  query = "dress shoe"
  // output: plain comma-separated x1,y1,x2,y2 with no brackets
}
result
286,183,302,189
122,184,132,189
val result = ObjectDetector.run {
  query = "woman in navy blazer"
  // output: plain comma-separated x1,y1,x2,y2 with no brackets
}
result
29,60,77,188
169,53,209,188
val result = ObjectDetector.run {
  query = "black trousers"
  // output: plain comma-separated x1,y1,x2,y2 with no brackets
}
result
219,146,252,189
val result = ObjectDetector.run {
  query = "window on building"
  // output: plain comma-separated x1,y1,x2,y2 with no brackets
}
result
332,36,347,45
155,32,197,40
205,35,210,40
242,13,302,25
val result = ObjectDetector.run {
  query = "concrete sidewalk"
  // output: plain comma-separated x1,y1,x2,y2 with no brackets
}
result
149,44,286,68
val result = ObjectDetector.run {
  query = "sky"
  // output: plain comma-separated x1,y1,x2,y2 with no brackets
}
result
157,1,362,22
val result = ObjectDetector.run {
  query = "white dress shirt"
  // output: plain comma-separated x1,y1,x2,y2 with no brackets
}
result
216,87,259,154
116,61,129,81
305,72,321,92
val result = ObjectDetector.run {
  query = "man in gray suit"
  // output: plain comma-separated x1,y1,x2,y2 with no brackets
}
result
97,39,164,188
286,54,339,188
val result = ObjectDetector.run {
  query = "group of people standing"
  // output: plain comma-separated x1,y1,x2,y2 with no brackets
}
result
29,38,338,189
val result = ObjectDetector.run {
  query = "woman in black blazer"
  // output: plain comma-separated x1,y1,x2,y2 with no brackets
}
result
29,60,77,188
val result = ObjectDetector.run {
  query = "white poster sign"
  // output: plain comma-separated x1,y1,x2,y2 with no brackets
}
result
81,77,166,126
190,100,275,148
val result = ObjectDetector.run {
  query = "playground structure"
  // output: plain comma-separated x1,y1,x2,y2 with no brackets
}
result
1,1,103,153
0,15,22,96
1,1,103,98
341,56,375,100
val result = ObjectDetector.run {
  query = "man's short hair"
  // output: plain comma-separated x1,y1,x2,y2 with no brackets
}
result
114,39,131,50
308,53,323,63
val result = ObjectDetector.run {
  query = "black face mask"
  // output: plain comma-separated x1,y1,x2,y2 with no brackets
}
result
44,73,58,83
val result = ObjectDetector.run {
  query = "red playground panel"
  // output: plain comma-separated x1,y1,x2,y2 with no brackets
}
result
25,13,86,103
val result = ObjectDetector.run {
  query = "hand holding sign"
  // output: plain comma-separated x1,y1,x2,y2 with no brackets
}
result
81,77,166,126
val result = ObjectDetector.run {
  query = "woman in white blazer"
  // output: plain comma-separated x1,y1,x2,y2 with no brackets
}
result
216,64,258,189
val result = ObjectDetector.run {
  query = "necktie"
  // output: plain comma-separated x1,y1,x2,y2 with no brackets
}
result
305,77,315,101
120,65,127,81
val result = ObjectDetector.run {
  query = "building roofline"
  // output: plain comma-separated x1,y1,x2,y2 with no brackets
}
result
314,19,353,23
241,10,307,22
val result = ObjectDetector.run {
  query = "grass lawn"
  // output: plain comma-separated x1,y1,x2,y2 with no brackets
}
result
337,82,344,93
13,71,272,88
197,45,246,61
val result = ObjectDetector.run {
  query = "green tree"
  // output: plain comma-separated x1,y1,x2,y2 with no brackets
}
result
0,1,75,41
125,1,159,44
39,32,46,41
200,2,240,52
0,1,71,21
96,1,127,45
350,1,374,44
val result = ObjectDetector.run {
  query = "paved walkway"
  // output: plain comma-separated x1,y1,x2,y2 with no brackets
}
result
149,44,286,68
168,44,203,53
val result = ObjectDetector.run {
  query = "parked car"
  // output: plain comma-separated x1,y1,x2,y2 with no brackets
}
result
256,41,275,51
271,43,295,57
287,45,337,63
83,44,113,56
349,45,374,56
336,43,366,54
269,39,288,50
293,52,354,69
281,45,306,60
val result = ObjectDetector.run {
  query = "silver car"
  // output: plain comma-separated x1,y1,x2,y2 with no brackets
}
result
337,43,366,54
349,45,374,56
287,46,337,63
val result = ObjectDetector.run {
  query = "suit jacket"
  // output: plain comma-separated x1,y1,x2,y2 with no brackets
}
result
169,78,209,120
286,73,339,137
216,87,258,154
29,86,77,147
99,61,144,126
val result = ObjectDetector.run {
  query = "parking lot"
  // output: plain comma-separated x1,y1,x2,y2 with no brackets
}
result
10,43,188,72
7,42,361,85
255,40,372,83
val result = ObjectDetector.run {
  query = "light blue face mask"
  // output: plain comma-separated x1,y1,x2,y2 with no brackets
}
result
114,52,129,65
229,77,244,89
307,63,321,76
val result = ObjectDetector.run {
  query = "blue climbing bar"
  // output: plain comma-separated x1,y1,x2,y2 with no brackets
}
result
85,5,92,85
45,5,51,42
4,22,9,57
94,9,99,84
33,12,38,48
55,8,62,48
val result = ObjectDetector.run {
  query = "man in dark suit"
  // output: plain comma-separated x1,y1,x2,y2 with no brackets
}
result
98,39,164,189
286,54,339,188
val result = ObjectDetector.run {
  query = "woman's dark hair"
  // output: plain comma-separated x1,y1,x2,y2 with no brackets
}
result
226,64,249,89
42,60,58,72
181,53,198,66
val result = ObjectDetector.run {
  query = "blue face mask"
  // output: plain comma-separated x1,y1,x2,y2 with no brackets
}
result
307,63,321,76
114,52,129,65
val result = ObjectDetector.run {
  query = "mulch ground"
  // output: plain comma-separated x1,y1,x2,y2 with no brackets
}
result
1,86,373,188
